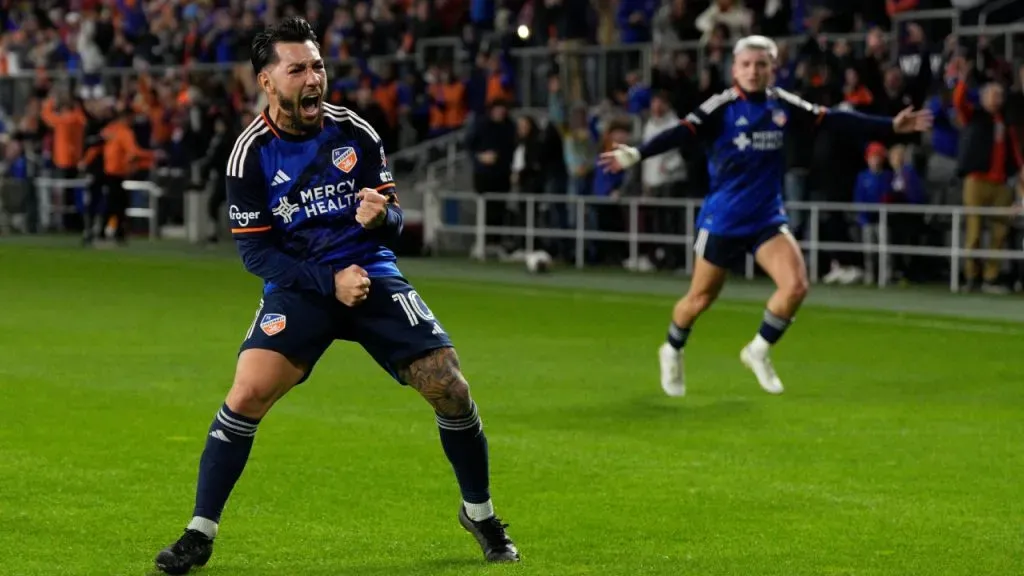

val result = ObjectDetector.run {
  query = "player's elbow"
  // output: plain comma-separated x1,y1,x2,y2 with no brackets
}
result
235,236,275,279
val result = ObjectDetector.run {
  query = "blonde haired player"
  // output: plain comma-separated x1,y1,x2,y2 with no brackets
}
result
599,36,932,397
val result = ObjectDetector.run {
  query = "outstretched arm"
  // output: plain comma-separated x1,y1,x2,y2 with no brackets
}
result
598,90,726,173
822,105,932,138
775,87,933,139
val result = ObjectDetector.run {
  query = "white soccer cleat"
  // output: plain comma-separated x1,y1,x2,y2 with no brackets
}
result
658,342,686,397
740,344,784,395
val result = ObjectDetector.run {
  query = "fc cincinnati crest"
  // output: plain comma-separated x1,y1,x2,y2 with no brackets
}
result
772,110,787,127
332,147,357,173
259,313,286,336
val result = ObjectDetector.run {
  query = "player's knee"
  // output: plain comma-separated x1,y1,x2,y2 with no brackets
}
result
226,377,287,418
228,350,305,418
438,378,473,417
787,275,810,303
684,290,717,315
401,347,474,417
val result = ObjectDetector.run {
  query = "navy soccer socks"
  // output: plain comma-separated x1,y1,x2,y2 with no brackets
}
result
666,321,691,350
752,309,792,353
436,401,493,521
189,403,261,538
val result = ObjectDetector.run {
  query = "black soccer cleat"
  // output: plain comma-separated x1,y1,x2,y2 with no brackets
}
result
154,529,214,575
458,506,520,563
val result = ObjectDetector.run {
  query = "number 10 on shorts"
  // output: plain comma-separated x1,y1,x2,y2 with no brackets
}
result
392,291,444,334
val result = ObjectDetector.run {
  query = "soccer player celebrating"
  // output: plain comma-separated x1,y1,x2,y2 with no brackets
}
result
154,18,519,574
599,35,932,397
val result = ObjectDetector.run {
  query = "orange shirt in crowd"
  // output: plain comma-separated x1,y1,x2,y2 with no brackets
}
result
101,118,155,177
41,98,87,170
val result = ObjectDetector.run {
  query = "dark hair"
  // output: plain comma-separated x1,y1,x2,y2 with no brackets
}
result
250,17,320,75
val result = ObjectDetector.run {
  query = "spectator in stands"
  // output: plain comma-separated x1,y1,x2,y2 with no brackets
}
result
591,117,632,266
843,67,874,110
858,27,889,99
196,113,232,245
896,23,934,108
852,142,892,285
885,144,927,282
353,83,391,150
543,0,592,102
952,57,1024,294
538,118,569,258
512,115,544,197
563,103,597,201
427,64,467,139
466,99,516,251
640,91,684,268
546,71,566,129
617,0,658,45
40,89,87,229
507,115,544,252
0,138,29,234
925,84,960,204
695,0,753,42
78,97,111,244
878,67,915,143
1008,63,1024,150
100,104,156,245
652,0,702,45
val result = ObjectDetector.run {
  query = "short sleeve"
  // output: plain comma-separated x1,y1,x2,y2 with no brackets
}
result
681,91,731,143
773,87,828,125
226,143,274,236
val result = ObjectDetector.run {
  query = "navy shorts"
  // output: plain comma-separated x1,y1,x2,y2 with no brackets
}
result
694,223,790,269
240,276,453,385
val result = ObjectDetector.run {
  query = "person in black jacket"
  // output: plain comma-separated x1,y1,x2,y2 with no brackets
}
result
199,112,245,244
951,57,1024,293
78,97,112,245
466,99,516,250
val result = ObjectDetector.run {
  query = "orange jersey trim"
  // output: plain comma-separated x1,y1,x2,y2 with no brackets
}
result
231,225,272,234
260,112,282,139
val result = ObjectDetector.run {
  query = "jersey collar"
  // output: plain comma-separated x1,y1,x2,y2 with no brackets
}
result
261,107,324,142
734,84,769,102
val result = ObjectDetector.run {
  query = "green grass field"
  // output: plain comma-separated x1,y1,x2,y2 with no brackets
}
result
1,242,1021,576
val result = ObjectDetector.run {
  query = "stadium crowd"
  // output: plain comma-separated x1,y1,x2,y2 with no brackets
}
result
0,0,1023,290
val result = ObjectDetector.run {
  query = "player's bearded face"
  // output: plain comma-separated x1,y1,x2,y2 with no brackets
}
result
733,49,772,93
268,42,328,132
283,79,326,130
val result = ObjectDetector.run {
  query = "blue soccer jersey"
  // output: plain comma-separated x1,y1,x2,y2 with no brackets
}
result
227,103,403,295
638,86,893,237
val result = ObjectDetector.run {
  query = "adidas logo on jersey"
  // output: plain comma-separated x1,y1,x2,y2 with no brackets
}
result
735,116,749,126
271,170,291,186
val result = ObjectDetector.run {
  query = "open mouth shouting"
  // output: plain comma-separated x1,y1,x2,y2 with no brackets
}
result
298,92,321,120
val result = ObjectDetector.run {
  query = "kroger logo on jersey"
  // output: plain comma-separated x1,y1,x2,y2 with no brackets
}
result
228,205,261,227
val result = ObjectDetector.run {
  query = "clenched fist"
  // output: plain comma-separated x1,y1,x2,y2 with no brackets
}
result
335,264,371,306
355,188,389,229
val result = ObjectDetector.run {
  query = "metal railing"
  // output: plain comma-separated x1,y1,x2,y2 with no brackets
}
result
32,175,163,239
422,190,1024,294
